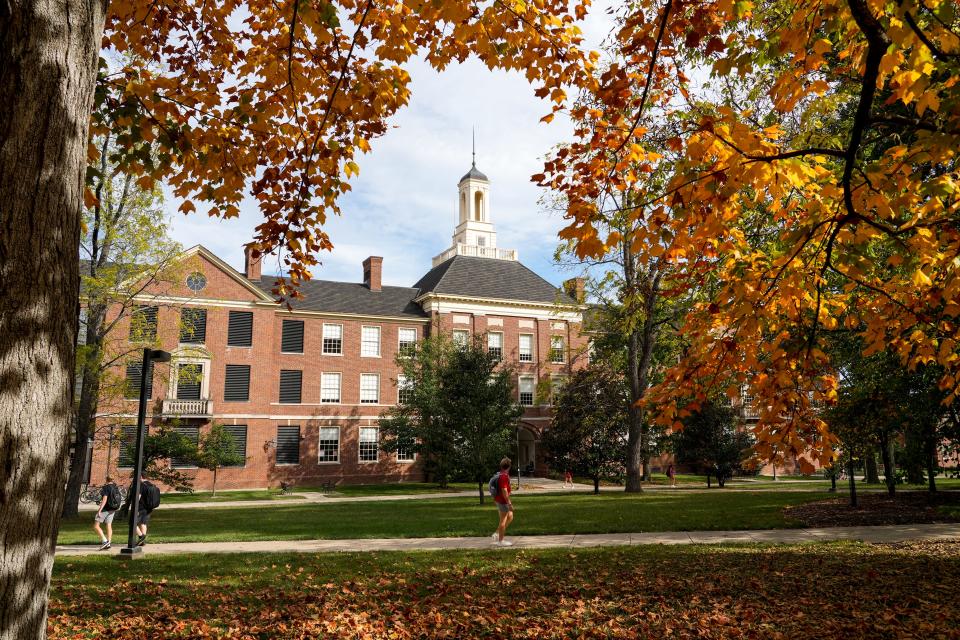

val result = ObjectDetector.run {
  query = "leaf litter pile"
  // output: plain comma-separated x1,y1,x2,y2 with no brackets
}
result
784,492,960,527
50,542,960,639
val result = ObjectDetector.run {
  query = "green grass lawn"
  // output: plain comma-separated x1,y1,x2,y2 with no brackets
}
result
160,489,305,504
58,491,823,544
319,481,480,497
48,541,960,638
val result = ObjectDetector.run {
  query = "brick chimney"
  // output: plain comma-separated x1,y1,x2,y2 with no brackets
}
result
363,256,383,291
244,245,262,280
563,277,585,303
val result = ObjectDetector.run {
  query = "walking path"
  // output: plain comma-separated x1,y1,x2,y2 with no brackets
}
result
76,478,835,511
55,523,960,557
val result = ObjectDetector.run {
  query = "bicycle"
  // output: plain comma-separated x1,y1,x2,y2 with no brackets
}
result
79,484,101,504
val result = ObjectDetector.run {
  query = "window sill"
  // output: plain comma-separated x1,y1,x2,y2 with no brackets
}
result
317,460,341,465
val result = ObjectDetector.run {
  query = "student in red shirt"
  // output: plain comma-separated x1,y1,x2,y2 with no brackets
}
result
491,457,514,546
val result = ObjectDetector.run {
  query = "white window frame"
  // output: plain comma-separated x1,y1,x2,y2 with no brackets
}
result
169,356,211,400
317,426,340,464
518,334,534,362
358,426,379,463
488,331,503,361
360,325,381,358
396,441,416,463
320,372,341,404
518,375,535,407
359,373,380,404
322,323,343,356
452,329,469,348
398,327,417,357
397,374,413,404
550,336,566,364
550,374,566,404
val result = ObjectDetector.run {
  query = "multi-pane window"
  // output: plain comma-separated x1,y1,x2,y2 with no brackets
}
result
322,324,343,355
176,363,203,400
278,369,303,403
227,311,254,347
276,426,301,465
224,364,251,402
359,427,379,462
359,374,380,404
118,425,142,468
281,319,304,353
452,329,469,348
124,361,153,399
397,374,414,404
361,326,381,357
397,439,416,462
587,339,595,363
551,375,566,403
171,426,199,468
519,376,535,407
487,332,503,361
320,372,341,403
129,305,158,342
179,308,207,344
550,336,566,363
318,427,340,463
223,425,247,467
518,334,533,362
398,328,417,357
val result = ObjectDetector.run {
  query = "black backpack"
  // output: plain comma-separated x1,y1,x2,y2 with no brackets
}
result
140,482,161,511
488,472,501,498
104,484,122,511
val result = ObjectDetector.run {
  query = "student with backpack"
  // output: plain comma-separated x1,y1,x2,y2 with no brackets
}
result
125,473,161,546
489,457,514,546
93,476,122,550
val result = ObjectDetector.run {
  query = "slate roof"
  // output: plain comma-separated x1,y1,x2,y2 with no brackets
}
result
254,278,428,319
413,256,578,306
459,164,489,182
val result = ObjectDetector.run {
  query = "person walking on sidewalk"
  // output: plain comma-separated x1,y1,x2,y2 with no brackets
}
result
124,473,161,546
490,458,514,547
667,463,676,488
93,476,122,550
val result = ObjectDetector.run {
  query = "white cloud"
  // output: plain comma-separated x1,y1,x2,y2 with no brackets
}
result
166,2,615,288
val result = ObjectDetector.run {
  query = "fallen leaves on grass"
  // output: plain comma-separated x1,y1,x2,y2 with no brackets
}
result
49,542,960,639
784,492,960,527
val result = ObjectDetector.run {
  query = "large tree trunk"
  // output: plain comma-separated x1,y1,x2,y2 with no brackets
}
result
848,457,858,508
0,2,106,637
63,305,105,518
865,450,880,484
879,433,896,496
925,429,938,494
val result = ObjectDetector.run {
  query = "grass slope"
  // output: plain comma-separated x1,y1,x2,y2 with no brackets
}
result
58,491,821,544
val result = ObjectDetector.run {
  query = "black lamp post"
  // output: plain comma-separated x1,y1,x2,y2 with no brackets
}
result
120,347,170,556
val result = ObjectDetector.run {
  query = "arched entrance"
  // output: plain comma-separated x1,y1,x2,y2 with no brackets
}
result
516,424,538,476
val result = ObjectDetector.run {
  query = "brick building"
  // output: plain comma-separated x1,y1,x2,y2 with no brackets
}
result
87,160,588,490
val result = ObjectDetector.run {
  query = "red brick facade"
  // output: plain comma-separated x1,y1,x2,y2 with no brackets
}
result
88,246,588,490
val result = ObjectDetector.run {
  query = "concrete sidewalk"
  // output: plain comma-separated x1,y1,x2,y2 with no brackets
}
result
55,522,960,557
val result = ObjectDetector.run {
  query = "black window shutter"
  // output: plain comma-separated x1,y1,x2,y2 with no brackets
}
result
276,426,300,464
224,364,251,401
227,311,254,347
223,425,247,466
177,363,202,400
125,362,153,399
170,426,199,468
118,425,147,468
281,320,304,353
278,369,302,403
180,308,207,344
129,306,158,342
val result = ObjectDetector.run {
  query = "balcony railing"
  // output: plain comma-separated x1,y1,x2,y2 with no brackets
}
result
161,398,213,418
432,243,518,266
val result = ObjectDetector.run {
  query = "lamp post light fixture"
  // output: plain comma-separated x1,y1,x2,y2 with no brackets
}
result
120,348,171,557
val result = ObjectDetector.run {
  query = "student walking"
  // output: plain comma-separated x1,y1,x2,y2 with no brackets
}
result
563,470,574,489
93,476,122,550
489,458,514,546
125,473,161,546
666,463,676,488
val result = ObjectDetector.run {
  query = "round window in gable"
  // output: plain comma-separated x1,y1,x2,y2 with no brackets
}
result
186,272,207,293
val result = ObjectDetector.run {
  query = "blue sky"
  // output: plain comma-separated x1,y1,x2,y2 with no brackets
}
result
167,4,614,288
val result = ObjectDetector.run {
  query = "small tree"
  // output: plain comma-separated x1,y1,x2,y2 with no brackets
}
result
543,364,628,494
196,424,245,496
671,400,752,488
136,423,201,493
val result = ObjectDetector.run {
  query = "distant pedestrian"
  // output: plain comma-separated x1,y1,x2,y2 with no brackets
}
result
93,476,122,550
666,463,676,487
125,473,161,546
563,470,574,489
489,458,514,546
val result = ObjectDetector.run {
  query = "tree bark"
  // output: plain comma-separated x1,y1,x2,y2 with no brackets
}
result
879,433,896,496
212,466,218,497
865,450,880,484
925,430,938,493
0,1,107,637
848,457,858,508
593,476,600,495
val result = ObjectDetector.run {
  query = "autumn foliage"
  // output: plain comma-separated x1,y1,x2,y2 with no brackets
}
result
540,0,960,472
